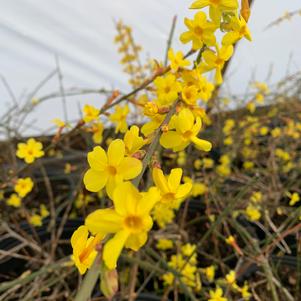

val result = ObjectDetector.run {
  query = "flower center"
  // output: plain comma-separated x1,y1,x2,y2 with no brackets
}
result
215,58,224,66
162,192,176,203
107,165,117,175
79,234,102,263
124,215,143,230
194,26,203,36
183,130,193,139
184,91,192,99
164,86,171,93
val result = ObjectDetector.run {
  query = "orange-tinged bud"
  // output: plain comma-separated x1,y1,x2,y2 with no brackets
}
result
132,150,146,160
100,263,118,300
161,124,169,132
241,0,250,22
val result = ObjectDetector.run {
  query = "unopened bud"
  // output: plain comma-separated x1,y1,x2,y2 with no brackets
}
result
100,263,118,300
241,0,250,22
161,124,169,132
144,102,158,116
132,150,146,160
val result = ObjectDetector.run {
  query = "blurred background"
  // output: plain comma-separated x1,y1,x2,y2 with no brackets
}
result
1,0,301,135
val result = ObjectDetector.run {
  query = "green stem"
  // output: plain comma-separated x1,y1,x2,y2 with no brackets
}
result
74,255,101,301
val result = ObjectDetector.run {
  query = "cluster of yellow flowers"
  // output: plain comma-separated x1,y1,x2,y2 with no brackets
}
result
67,0,253,298
6,177,34,208
114,20,147,88
162,243,201,291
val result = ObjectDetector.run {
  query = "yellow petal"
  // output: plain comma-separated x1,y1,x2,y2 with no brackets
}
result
83,169,108,192
125,232,148,251
106,175,123,200
85,208,123,235
190,0,210,9
153,168,169,194
113,182,141,216
222,31,239,46
168,168,182,192
136,187,161,215
107,139,125,166
175,183,192,199
87,146,107,171
192,117,202,135
202,50,217,65
191,137,212,151
103,230,129,269
118,157,142,180
175,109,194,133
160,131,182,149
71,225,89,251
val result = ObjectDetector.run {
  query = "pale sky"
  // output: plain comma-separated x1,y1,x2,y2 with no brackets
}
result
0,0,301,135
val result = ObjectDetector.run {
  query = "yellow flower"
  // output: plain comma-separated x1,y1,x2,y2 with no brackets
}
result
160,108,212,152
144,102,159,117
183,176,207,197
225,270,236,285
181,85,199,106
141,114,165,137
208,286,228,301
245,204,261,221
83,104,100,123
247,101,256,113
52,118,65,127
200,45,234,84
162,272,174,286
222,16,252,45
198,76,215,101
177,151,187,166
239,282,251,300
64,163,72,174
203,265,215,282
83,139,142,198
190,0,238,24
181,243,196,257
152,203,175,228
6,193,22,207
85,182,160,269
168,48,190,72
152,168,192,208
91,121,104,144
223,119,235,135
29,214,42,227
123,125,146,156
16,138,44,164
259,127,269,136
180,11,216,50
288,192,300,206
203,158,214,169
243,161,254,170
225,235,235,245
154,74,181,106
14,177,34,197
71,225,103,274
40,204,50,218
251,191,262,203
271,127,281,138
109,105,129,133
253,81,269,94
181,70,214,102
156,239,174,250
224,136,233,145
